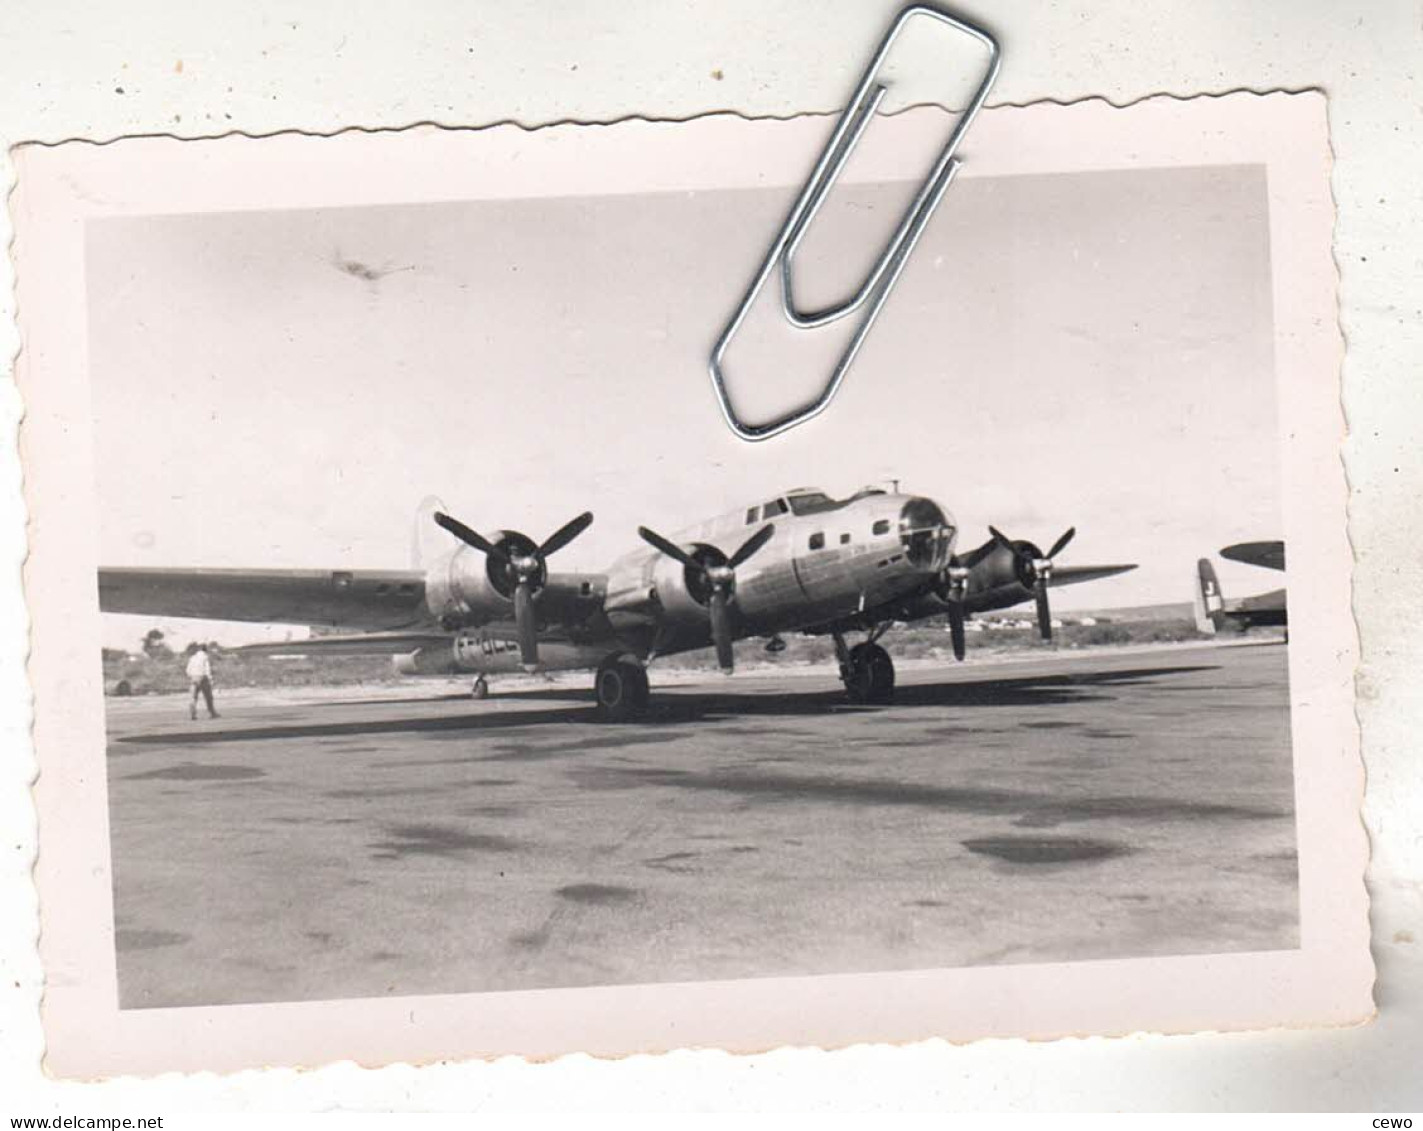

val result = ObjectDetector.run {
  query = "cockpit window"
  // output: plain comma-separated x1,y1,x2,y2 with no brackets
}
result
785,491,837,516
761,499,789,518
746,507,758,525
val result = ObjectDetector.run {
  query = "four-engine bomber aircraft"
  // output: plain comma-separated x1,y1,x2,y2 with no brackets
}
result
99,485,1136,720
1193,540,1288,635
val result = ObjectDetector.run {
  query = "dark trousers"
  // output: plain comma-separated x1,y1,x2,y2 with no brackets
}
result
190,676,216,717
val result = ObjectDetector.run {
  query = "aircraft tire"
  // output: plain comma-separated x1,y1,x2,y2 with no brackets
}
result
844,642,895,705
594,657,649,722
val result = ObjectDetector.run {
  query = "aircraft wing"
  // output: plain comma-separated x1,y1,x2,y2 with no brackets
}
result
98,567,431,632
1045,564,1137,588
99,565,611,637
1220,541,1285,572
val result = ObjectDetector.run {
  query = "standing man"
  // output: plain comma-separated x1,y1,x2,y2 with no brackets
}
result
186,643,219,720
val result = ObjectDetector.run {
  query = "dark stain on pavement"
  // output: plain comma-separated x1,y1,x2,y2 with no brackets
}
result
325,784,457,800
1019,720,1078,730
964,835,1129,865
570,765,1288,826
369,823,518,859
868,738,957,750
509,927,551,950
456,804,524,819
1014,792,1292,827
124,763,265,782
556,883,639,906
645,851,699,873
116,928,190,950
478,732,673,762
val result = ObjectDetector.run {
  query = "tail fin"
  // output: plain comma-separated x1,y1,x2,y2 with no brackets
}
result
412,495,451,570
1193,558,1224,634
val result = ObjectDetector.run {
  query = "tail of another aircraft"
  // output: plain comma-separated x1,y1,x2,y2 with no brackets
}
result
412,495,451,570
1193,558,1224,635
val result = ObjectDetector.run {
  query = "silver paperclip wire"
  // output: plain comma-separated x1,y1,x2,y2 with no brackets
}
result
709,4,1000,441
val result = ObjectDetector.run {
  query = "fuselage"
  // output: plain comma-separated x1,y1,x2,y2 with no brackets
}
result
609,485,955,634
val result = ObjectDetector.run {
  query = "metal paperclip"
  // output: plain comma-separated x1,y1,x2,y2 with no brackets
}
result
709,4,1000,441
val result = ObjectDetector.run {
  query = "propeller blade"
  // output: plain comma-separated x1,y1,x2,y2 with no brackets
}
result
513,581,540,669
947,603,967,662
1047,526,1077,560
539,511,594,557
1034,583,1053,641
434,512,508,563
728,523,775,569
709,588,735,673
987,525,1016,555
637,526,704,573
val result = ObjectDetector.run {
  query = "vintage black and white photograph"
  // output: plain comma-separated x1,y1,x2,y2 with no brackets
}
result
14,91,1366,1073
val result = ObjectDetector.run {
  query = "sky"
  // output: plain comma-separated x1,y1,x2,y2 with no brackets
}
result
86,161,1279,648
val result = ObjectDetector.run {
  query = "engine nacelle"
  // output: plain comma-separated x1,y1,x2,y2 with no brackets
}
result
932,538,1043,613
424,530,540,626
649,542,725,625
961,540,1038,598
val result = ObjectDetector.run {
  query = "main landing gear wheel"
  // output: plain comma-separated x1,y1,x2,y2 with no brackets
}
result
470,676,489,700
594,656,649,722
843,642,895,705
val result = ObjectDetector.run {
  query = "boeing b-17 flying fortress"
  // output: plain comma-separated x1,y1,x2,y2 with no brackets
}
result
99,483,1142,719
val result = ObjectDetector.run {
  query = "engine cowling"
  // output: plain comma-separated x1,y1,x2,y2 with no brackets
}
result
424,530,538,626
955,539,1038,598
649,542,731,625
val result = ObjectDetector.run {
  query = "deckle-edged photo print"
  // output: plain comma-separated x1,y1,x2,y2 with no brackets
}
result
12,90,1368,1075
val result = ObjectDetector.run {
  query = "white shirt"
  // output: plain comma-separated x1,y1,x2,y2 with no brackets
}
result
185,650,212,681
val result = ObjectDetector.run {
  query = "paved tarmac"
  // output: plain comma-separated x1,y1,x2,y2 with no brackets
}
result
104,641,1298,1008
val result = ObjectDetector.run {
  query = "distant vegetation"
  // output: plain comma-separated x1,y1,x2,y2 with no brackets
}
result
102,641,404,696
102,615,1228,695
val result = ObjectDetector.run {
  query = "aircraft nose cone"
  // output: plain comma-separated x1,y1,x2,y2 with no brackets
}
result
899,497,955,570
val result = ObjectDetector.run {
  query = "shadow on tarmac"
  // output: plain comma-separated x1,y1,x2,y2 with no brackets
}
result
115,664,1219,746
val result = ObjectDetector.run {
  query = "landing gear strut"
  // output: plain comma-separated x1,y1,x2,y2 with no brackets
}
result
594,654,650,722
470,676,489,700
833,628,896,705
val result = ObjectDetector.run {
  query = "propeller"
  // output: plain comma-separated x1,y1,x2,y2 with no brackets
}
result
433,509,594,670
946,603,967,662
987,524,1076,641
638,523,775,673
937,560,971,661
